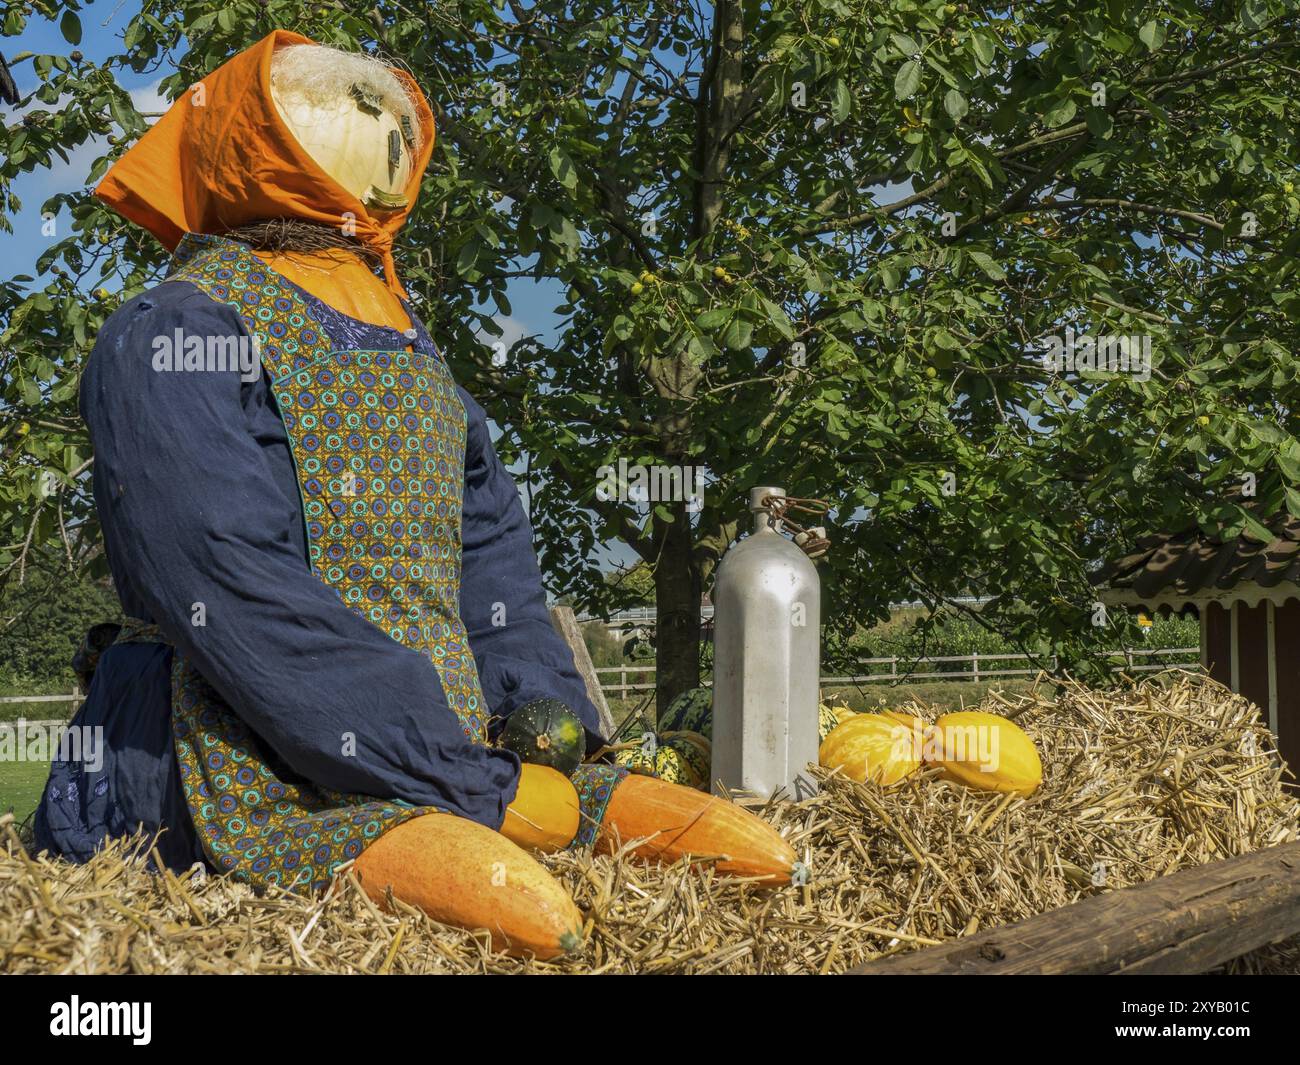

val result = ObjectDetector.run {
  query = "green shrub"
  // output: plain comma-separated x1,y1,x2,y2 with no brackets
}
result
0,570,121,686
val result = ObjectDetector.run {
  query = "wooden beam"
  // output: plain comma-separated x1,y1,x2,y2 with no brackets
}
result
852,840,1300,975
549,605,617,739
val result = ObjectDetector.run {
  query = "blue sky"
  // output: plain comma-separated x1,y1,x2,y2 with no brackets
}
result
3,2,163,277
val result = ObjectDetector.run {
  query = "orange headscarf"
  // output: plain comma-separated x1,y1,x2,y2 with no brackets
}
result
95,29,434,305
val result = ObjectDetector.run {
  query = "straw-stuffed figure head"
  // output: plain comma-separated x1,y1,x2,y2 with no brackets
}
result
268,43,424,216
95,30,437,298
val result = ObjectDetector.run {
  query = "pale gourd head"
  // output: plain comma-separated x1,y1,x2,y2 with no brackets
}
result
269,44,422,215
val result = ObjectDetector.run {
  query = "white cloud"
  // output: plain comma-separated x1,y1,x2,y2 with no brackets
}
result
484,314,528,348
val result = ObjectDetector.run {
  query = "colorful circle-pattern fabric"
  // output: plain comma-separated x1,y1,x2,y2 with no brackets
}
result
114,619,426,894
569,764,630,849
170,650,423,893
146,233,498,893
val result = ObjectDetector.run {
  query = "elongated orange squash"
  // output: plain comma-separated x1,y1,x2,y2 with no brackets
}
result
501,763,581,853
353,812,584,959
596,774,796,884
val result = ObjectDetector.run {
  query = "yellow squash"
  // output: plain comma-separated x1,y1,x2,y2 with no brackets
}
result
818,713,923,785
500,763,581,853
927,711,1042,796
818,701,857,741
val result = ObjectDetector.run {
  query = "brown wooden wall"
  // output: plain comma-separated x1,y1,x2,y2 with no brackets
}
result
1236,603,1270,717
1200,599,1300,790
1203,601,1232,687
1272,601,1300,785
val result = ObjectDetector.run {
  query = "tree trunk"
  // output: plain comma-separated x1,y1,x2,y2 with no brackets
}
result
653,498,701,720
647,0,743,721
694,0,744,237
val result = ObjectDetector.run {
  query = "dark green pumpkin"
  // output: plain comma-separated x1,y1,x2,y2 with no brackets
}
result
500,698,587,775
659,686,714,740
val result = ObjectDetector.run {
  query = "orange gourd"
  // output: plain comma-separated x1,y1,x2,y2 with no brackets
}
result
596,774,796,883
352,812,584,959
501,763,581,853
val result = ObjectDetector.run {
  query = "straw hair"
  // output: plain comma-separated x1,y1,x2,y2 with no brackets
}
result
3,673,1297,974
270,44,425,153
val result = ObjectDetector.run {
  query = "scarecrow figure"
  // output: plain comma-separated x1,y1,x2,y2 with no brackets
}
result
34,31,620,879
35,32,792,922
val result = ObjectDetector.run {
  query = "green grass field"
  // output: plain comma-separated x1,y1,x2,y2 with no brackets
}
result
0,756,51,825
0,677,75,823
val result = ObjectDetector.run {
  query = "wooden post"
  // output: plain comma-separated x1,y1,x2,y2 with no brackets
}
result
549,605,617,738
852,840,1300,975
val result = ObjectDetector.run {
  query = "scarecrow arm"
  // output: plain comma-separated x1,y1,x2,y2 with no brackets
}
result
456,386,606,744
81,285,521,827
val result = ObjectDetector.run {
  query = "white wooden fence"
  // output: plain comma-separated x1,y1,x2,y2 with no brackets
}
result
0,693,86,710
0,646,1202,710
596,647,1201,699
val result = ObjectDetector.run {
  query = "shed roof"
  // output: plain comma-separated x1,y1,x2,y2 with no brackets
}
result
1094,513,1300,609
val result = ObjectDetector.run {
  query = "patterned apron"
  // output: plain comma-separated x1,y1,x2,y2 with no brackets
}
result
130,234,621,892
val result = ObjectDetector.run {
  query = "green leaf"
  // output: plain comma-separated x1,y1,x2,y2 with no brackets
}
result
890,33,919,57
721,316,753,351
547,146,578,191
894,61,921,101
1085,109,1113,139
1043,96,1077,129
60,10,82,46
943,89,968,123
964,152,994,189
1239,509,1275,544
761,296,795,340
1251,421,1286,445
86,153,114,186
929,326,961,351
831,78,852,123
455,240,479,274
968,250,1005,280
971,32,995,69
1240,1,1268,32
1138,20,1166,52
1278,453,1300,482
108,93,139,134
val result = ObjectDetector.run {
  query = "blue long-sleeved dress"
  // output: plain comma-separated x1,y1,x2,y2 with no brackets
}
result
34,245,603,875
